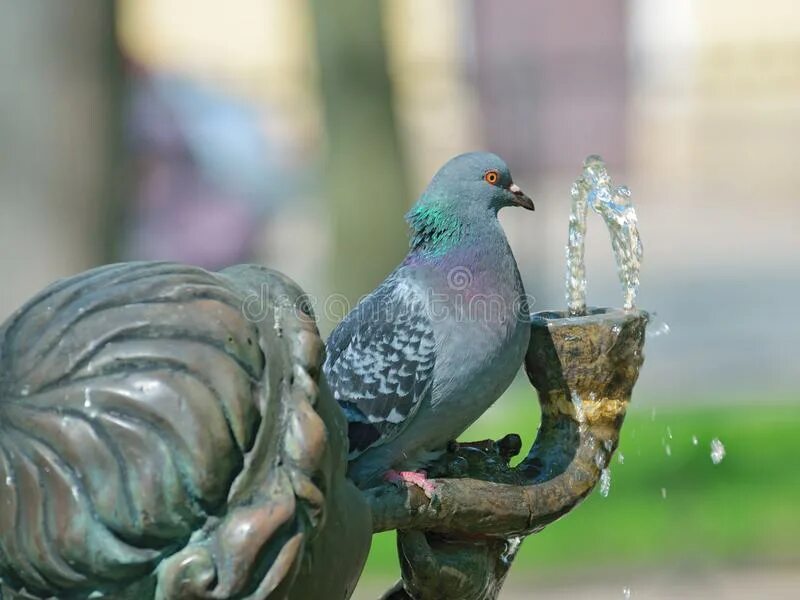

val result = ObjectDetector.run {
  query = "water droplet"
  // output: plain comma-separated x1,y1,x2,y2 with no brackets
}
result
617,452,625,464
666,426,673,440
646,320,670,338
692,435,699,446
664,444,672,457
83,389,92,409
661,487,667,499
595,452,607,469
651,407,657,421
623,587,632,599
571,391,585,426
20,385,30,397
4,475,12,486
710,438,726,464
599,468,612,497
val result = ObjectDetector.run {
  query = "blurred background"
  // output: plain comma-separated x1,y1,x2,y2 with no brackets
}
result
0,1,798,598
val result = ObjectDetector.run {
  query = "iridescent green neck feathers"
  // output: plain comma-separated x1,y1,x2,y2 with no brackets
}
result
405,202,464,255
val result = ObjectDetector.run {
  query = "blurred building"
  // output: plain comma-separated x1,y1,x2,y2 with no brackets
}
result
117,0,327,287
625,0,800,397
1,0,797,395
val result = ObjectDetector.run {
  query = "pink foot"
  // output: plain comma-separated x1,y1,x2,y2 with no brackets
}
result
384,470,436,499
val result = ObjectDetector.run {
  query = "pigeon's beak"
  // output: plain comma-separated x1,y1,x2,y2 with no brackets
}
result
509,183,535,211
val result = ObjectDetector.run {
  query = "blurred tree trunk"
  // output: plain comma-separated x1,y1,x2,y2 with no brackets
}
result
0,1,124,319
309,0,409,308
98,3,128,264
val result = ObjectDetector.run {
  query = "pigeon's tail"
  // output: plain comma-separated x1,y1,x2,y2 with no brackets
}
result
339,401,382,458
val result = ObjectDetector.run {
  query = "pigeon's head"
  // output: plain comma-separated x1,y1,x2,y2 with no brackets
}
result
425,151,534,214
406,152,533,252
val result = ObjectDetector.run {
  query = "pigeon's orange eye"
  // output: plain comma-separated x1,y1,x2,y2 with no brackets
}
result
484,170,499,185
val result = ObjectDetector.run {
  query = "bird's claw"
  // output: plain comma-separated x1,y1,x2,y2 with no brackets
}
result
384,470,437,499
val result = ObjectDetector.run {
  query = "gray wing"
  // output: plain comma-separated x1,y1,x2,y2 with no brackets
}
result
324,279,435,459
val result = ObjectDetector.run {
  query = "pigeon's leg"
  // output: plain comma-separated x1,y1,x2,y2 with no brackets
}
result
384,469,436,499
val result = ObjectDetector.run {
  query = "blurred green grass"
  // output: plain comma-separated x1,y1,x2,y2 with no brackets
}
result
361,385,800,581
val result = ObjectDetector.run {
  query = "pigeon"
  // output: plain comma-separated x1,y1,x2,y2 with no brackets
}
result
323,152,534,492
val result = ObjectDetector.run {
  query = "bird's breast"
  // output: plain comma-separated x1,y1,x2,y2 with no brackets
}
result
426,256,529,416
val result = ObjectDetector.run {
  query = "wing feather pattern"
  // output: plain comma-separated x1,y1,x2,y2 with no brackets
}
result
324,278,435,458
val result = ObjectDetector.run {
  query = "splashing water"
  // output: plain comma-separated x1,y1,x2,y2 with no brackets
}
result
566,176,589,315
647,320,671,338
595,452,606,469
710,438,726,464
623,587,632,599
501,536,523,566
565,155,643,314
599,468,612,497
571,391,586,429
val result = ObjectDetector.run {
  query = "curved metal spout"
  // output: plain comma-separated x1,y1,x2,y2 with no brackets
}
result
517,308,648,528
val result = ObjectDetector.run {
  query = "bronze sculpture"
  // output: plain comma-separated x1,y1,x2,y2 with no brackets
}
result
0,263,371,599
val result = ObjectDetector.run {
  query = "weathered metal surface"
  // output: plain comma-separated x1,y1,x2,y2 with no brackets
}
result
0,262,371,600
